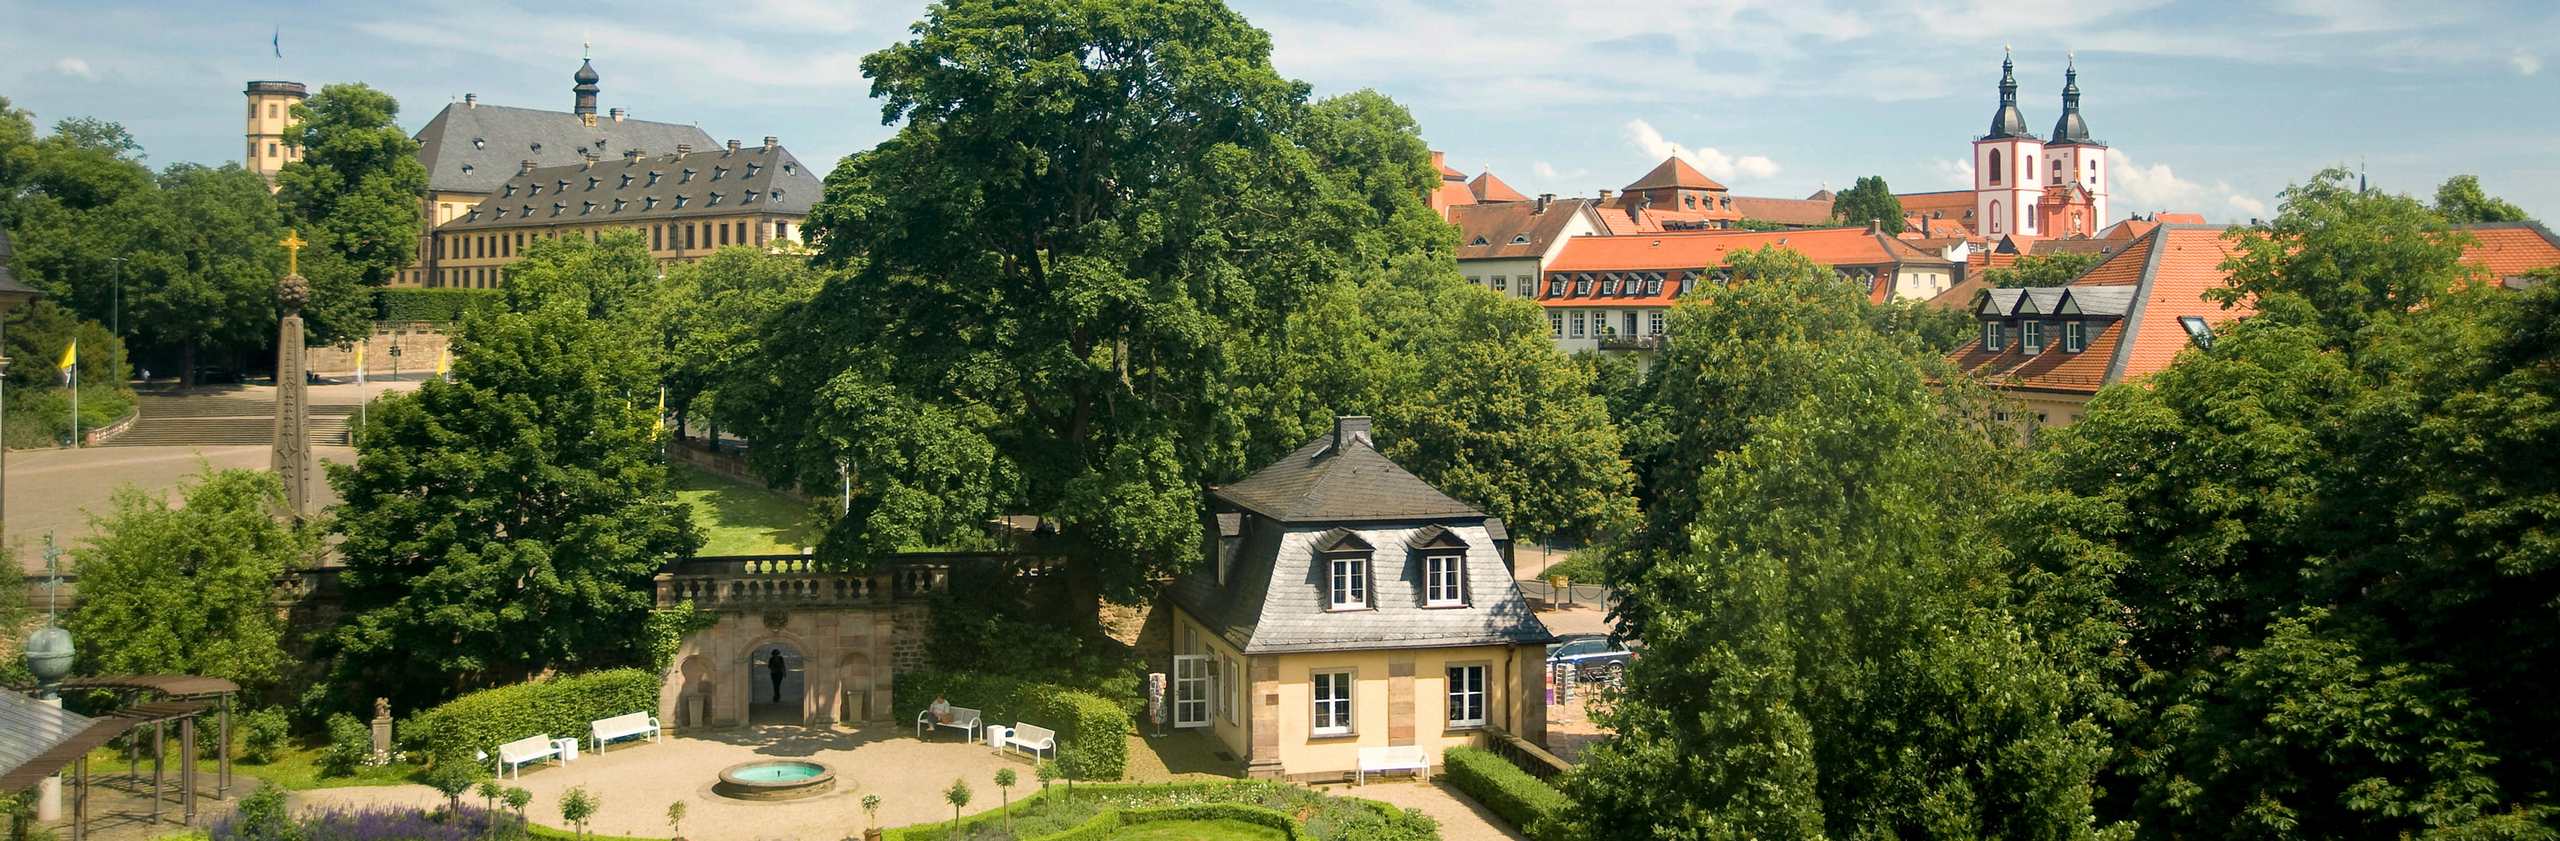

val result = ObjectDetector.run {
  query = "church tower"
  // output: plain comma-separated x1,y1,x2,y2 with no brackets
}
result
244,80,308,190
1973,52,2044,239
573,55,602,125
2040,57,2108,233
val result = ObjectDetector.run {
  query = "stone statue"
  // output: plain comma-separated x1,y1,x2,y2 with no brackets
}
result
374,697,391,722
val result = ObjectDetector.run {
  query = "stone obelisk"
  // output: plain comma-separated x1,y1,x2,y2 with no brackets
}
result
273,231,313,514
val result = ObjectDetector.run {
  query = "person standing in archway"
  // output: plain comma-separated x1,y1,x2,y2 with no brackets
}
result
767,649,787,703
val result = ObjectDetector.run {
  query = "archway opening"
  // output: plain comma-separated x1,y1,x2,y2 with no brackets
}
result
747,641,806,725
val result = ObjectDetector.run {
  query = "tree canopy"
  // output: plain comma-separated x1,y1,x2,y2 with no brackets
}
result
2431,174,2531,223
1827,175,1904,235
324,300,699,711
1984,250,2103,288
67,466,320,689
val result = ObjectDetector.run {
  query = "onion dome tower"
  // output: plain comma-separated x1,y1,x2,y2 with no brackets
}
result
2042,56,2109,232
573,53,602,119
1974,50,2047,238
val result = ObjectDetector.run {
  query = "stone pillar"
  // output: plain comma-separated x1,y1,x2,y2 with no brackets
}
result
1386,652,1416,747
271,239,315,514
1245,656,1283,779
370,698,393,758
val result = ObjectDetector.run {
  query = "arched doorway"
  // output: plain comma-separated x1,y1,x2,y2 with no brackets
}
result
746,641,806,725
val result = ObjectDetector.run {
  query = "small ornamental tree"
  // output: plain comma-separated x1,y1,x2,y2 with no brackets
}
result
477,779,503,815
558,786,598,841
1034,760,1059,794
943,778,972,834
503,787,532,829
424,758,483,816
993,768,1017,833
861,793,882,833
666,800,688,839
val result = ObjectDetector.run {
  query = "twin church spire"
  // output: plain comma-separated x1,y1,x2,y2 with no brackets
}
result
1984,51,2099,147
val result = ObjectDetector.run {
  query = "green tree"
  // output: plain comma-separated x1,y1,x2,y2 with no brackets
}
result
2431,173,2530,223
424,758,484,816
944,777,973,833
557,786,598,841
275,83,425,288
324,302,700,712
2049,169,2560,838
1983,250,2102,288
651,245,826,439
993,768,1016,833
65,466,318,689
1573,259,2116,840
741,0,1451,612
1827,175,1904,234
503,229,661,324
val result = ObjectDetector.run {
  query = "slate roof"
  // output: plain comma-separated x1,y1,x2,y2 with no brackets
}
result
1213,421,1483,524
413,102,718,195
0,690,104,794
435,144,821,230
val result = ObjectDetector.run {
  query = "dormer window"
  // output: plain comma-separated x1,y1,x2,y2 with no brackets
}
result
1983,321,2006,352
556,180,571,193
504,184,517,198
1316,528,1373,611
644,197,660,210
1409,525,1470,608
619,174,634,188
743,190,759,203
2063,321,2087,353
1572,274,1593,296
1547,276,1566,298
472,138,486,150
529,183,542,196
680,169,697,183
1598,274,1620,296
612,198,627,212
713,166,728,180
2021,320,2045,353
1471,236,1489,246
587,177,601,190
746,163,762,177
1510,234,1529,245
707,192,723,206
1643,273,1664,295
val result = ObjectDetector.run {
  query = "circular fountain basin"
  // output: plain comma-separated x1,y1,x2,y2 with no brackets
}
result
716,760,836,801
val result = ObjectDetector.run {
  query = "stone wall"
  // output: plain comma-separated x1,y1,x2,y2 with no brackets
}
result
304,322,455,375
659,604,901,728
891,603,934,674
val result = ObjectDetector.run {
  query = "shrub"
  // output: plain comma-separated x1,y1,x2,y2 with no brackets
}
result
1122,803,1301,838
401,669,659,762
893,673,1132,781
240,708,292,764
376,289,503,323
1444,746,1570,841
1537,549,1604,586
320,713,372,777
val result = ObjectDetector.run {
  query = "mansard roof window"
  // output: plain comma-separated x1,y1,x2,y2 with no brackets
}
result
680,169,697,183
712,166,728,180
1511,234,1529,244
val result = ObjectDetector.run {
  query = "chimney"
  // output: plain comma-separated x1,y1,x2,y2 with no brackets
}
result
1598,189,1613,204
762,136,778,151
1334,416,1373,451
726,139,742,153
519,159,539,174
464,93,477,108
1430,150,1446,171
1867,218,1880,234
624,149,643,162
1534,194,1551,214
675,144,692,158
609,108,626,122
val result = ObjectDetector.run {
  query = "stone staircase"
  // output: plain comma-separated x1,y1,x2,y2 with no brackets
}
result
107,391,361,448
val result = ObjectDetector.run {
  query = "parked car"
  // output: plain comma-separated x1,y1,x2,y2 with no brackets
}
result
191,365,242,384
1547,634,1636,683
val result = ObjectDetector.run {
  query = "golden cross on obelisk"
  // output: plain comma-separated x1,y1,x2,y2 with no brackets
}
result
280,229,307,275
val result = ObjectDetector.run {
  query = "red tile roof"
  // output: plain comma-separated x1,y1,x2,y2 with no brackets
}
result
2153,213,2207,224
1733,195,1835,226
1452,199,1600,261
1539,227,1956,306
1625,157,1726,191
2455,223,2560,284
1946,224,2248,394
1897,190,1976,233
1469,172,1531,203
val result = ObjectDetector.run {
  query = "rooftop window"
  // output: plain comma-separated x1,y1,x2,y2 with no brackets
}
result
1511,234,1529,244
2179,316,2216,348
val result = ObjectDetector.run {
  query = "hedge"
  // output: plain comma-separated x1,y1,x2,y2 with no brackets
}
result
1444,746,1572,841
884,784,1333,841
895,670,1131,781
1122,803,1301,839
377,289,504,322
401,668,659,761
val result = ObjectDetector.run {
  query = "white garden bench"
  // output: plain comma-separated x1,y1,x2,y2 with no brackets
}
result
915,705,983,742
589,712,660,753
1356,745,1432,784
998,723,1056,761
495,734,561,779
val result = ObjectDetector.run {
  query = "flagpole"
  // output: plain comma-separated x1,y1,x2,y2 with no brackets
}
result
67,346,77,449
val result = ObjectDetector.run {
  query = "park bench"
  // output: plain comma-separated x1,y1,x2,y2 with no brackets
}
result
999,723,1057,761
496,734,561,779
915,705,983,742
1356,745,1432,785
589,712,661,754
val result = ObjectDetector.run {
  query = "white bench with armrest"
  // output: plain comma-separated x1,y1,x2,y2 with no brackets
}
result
999,723,1056,761
1356,745,1432,784
495,734,561,779
589,712,661,754
915,705,983,742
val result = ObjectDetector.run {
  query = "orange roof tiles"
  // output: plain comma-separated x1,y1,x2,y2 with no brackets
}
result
1624,157,1726,191
1539,227,1957,306
1732,195,1835,226
1469,172,1531,203
2455,223,2560,283
1944,224,2248,395
2153,213,2207,224
1897,190,1976,233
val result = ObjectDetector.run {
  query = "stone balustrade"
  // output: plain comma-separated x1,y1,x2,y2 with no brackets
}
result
654,556,952,609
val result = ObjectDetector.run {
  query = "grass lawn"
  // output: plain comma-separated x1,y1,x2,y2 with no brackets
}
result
232,742,428,790
671,464,816,555
1113,818,1291,840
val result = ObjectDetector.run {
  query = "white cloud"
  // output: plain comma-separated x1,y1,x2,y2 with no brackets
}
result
2513,49,2541,76
1932,157,1976,189
1532,161,1586,182
1623,119,1779,183
2105,149,2267,220
54,57,98,81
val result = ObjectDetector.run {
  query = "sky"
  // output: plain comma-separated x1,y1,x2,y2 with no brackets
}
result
1,0,2553,225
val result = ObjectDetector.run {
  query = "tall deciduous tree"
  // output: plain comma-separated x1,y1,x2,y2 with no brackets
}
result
1984,250,2102,288
2431,173,2531,223
276,83,425,345
1827,175,1904,235
67,466,319,689
1572,262,2117,841
650,244,826,442
739,0,1447,610
324,301,699,711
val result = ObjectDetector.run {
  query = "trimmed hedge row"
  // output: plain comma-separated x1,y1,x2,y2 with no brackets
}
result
377,288,505,322
895,670,1131,781
1444,746,1572,841
884,784,1340,841
1122,803,1301,838
401,668,659,761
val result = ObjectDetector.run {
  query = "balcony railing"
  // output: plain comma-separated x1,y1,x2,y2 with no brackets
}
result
1597,334,1666,351
654,555,956,608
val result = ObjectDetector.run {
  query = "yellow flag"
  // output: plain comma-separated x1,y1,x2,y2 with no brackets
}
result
354,345,366,385
56,340,75,383
435,347,450,376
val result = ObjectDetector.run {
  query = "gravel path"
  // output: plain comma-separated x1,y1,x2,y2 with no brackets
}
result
296,726,1022,841
1344,779,1529,841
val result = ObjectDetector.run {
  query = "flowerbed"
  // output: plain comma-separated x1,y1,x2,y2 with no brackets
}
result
884,780,1434,841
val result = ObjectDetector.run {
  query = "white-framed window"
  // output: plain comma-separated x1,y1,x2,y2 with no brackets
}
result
1982,321,2005,352
1648,311,1664,336
1570,311,1586,338
1446,665,1487,728
1547,311,1563,337
2021,320,2045,353
1424,554,1464,607
1226,655,1242,725
2063,321,2086,353
1490,276,1507,292
1547,277,1565,297
1175,655,1211,728
1623,312,1638,338
1465,276,1481,288
1328,556,1368,610
1312,671,1353,737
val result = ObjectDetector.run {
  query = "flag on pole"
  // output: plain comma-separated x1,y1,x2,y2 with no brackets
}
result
354,345,366,385
273,26,282,58
56,340,75,385
435,347,450,379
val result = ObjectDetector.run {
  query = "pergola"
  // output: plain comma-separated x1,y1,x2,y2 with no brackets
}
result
0,675,238,841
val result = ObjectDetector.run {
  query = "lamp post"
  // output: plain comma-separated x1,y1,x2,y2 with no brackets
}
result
110,256,125,384
0,225,48,541
389,343,402,383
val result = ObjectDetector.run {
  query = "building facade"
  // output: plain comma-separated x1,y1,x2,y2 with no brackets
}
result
1538,226,1962,360
1451,196,1604,300
244,81,308,188
424,139,821,288
1164,417,1553,781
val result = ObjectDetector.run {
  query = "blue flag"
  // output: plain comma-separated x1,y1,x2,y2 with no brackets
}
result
273,26,281,58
